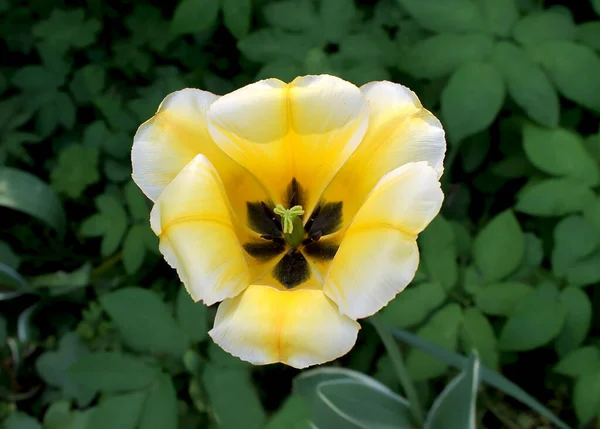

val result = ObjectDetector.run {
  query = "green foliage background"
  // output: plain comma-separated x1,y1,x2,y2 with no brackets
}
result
2,0,600,427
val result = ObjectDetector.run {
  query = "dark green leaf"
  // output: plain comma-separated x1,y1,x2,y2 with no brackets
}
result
267,395,311,429
555,288,591,356
419,216,458,289
0,167,66,238
80,194,128,256
441,62,505,143
523,125,599,185
51,144,100,199
122,226,147,274
474,282,533,316
223,0,251,39
492,42,559,127
573,371,600,424
461,308,498,370
69,351,158,392
516,178,595,216
499,283,566,351
554,346,600,377
87,391,147,429
125,180,149,221
473,210,524,282
424,353,480,429
407,304,463,380
319,0,356,42
264,0,316,31
552,216,600,277
476,0,518,36
171,0,220,35
176,286,208,343
4,412,42,429
380,281,446,329
576,21,600,51
532,41,600,113
139,374,178,429
203,364,266,429
238,29,313,63
100,287,189,357
513,10,575,45
566,249,600,286
397,0,484,33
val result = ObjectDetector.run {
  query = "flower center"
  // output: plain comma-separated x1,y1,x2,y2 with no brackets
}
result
242,178,343,289
273,204,305,248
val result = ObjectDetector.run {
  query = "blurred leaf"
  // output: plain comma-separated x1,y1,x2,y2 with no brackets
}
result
461,308,498,370
267,395,311,429
594,0,600,15
313,379,413,428
36,333,95,407
12,65,65,93
419,216,458,290
0,262,29,297
94,94,138,132
442,61,505,143
69,64,106,104
407,303,463,380
264,0,317,31
554,346,600,377
584,196,600,231
552,216,600,277
176,286,208,343
492,42,559,127
573,371,600,424
473,210,524,282
474,282,534,316
223,0,251,39
4,412,42,429
0,240,20,269
381,281,446,329
319,0,356,43
391,328,572,429
0,167,66,238
532,41,600,113
513,10,575,45
476,0,518,36
122,225,148,274
0,314,6,344
203,364,266,429
238,29,314,63
565,249,600,286
499,283,566,351
523,125,600,186
31,263,91,295
171,0,220,35
51,144,100,199
516,178,595,216
33,9,100,54
69,351,158,392
43,401,91,429
576,22,600,51
88,391,147,429
100,287,189,357
397,0,484,33
80,194,128,256
424,353,480,429
511,232,544,279
139,374,178,429
124,181,149,221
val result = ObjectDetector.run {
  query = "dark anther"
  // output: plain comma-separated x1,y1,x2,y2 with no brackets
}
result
307,202,343,236
247,202,282,236
243,241,286,260
310,231,323,241
303,241,339,261
261,201,282,232
260,234,285,245
304,205,321,232
273,248,310,288
286,178,305,208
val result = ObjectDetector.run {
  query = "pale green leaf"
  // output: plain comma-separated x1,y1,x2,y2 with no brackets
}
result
267,395,311,429
380,281,446,329
554,346,600,377
516,178,595,216
474,282,534,316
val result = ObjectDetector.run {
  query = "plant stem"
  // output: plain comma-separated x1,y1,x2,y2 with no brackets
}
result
370,315,425,427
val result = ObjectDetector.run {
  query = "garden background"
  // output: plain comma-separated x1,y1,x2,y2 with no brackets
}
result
2,0,600,427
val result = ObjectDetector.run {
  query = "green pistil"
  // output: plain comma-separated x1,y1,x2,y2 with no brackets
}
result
273,204,305,248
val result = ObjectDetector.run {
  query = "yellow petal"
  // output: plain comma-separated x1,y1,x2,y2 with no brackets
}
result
207,75,369,213
151,154,250,305
322,81,446,229
209,284,360,369
324,162,443,319
132,88,265,212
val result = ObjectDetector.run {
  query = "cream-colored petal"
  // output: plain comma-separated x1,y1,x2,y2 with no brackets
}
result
209,284,360,369
207,75,369,213
151,154,250,306
322,81,446,229
324,162,444,319
132,88,265,216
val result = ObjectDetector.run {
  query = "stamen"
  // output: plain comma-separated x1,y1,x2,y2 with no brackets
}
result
273,204,305,234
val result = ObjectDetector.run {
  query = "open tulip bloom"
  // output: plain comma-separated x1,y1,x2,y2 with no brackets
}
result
131,75,445,369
